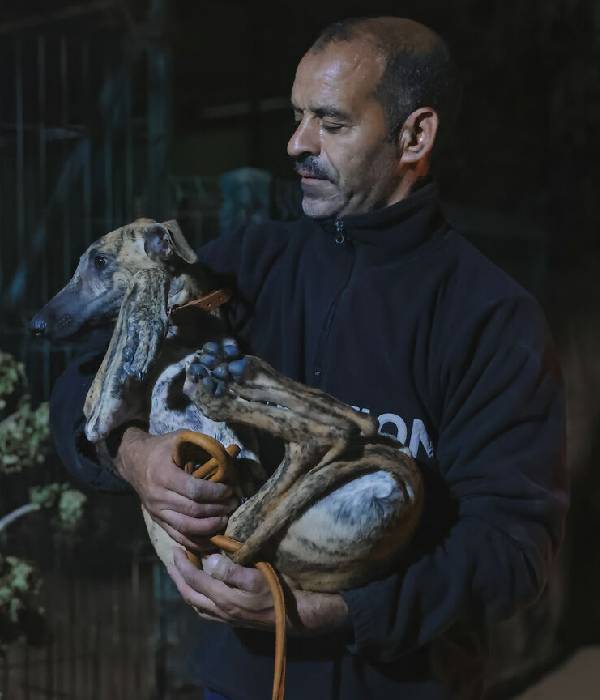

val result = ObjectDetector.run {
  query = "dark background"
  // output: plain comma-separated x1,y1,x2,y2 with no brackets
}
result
1,0,597,297
0,1,598,697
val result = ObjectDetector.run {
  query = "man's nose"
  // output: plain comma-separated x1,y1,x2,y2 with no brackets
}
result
287,117,320,159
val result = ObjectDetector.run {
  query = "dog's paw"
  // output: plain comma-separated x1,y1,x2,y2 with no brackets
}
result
186,338,248,398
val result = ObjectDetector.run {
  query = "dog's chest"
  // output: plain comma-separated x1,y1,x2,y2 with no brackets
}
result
148,352,263,492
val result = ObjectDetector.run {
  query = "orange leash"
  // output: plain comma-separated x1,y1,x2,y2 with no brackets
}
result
172,431,287,700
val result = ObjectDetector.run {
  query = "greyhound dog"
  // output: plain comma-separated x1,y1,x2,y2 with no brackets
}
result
31,219,423,593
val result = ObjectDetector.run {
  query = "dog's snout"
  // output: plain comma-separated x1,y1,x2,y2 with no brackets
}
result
29,315,48,336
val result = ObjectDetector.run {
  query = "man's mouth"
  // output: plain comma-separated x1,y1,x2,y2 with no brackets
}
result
296,170,327,181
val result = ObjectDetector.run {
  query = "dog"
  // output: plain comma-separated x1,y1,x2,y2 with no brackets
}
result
31,218,423,593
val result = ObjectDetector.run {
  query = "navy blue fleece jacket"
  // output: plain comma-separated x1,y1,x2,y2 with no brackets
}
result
49,182,567,699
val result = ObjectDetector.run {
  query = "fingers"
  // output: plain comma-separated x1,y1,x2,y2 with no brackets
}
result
167,555,225,618
143,490,237,544
157,460,233,503
154,490,238,519
155,518,217,553
203,553,266,594
125,430,241,546
170,549,273,624
158,509,228,539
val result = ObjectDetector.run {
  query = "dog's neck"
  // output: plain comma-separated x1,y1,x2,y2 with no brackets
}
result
167,271,203,308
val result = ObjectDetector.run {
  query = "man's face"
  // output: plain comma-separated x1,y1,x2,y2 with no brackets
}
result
288,40,401,218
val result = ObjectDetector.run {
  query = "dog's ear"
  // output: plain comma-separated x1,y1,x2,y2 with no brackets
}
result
143,220,198,265
84,268,169,441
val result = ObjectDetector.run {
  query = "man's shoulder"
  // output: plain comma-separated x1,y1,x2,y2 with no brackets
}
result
440,228,539,311
431,228,551,363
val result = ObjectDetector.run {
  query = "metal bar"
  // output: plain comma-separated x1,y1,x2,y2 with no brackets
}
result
111,572,119,700
104,54,114,232
132,548,142,695
92,574,100,700
82,40,93,246
61,35,72,283
37,34,51,398
146,0,172,219
0,51,4,299
0,0,117,36
53,542,63,697
15,39,25,300
68,558,76,698
125,52,134,222
24,642,30,700
44,557,55,699
4,79,96,303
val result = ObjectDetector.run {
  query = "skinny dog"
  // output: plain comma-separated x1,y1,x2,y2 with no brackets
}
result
31,218,423,593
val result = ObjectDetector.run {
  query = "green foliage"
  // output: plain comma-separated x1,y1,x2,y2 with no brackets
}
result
57,489,87,532
0,349,50,475
29,483,62,509
0,351,26,419
0,400,50,474
0,555,39,625
0,350,87,651
30,484,87,532
0,553,43,649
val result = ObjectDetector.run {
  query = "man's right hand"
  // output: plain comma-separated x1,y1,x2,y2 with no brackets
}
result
115,427,239,552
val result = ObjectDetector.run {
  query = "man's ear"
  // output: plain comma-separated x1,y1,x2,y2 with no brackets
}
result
143,220,198,264
398,107,439,167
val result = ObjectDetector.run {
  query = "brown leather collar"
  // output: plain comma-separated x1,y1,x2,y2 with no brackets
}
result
171,288,233,316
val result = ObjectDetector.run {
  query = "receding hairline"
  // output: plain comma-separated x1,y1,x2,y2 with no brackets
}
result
306,16,460,145
309,17,446,62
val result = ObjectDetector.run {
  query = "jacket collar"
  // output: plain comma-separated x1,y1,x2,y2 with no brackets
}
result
314,179,445,255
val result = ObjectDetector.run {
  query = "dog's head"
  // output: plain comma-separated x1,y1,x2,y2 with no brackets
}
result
30,218,199,341
31,219,216,442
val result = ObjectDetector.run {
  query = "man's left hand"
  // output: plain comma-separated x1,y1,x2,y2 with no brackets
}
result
168,547,349,634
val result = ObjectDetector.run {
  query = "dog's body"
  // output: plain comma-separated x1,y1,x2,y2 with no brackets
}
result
32,219,423,592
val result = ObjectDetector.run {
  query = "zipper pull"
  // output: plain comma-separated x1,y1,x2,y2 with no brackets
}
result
334,218,346,245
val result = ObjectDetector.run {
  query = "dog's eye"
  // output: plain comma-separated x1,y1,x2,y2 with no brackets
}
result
94,255,108,270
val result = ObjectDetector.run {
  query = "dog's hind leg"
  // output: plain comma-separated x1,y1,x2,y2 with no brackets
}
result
228,444,422,584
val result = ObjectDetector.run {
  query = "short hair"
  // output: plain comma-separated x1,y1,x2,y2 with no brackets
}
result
310,17,461,145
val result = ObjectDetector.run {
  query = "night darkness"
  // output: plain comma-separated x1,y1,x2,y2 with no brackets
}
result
0,1,598,698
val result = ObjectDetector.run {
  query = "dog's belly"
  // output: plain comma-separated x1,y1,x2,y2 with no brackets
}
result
148,356,263,493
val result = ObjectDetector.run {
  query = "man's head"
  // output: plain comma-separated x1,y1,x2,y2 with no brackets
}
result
288,17,460,218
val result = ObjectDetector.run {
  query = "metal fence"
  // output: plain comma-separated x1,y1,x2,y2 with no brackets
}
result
0,13,171,399
0,6,175,698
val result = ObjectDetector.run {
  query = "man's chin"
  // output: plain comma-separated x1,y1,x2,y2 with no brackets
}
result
301,195,342,219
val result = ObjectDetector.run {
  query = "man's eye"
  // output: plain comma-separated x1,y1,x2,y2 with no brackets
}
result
94,255,109,270
322,123,343,133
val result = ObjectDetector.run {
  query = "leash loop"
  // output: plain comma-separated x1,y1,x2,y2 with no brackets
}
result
172,430,287,700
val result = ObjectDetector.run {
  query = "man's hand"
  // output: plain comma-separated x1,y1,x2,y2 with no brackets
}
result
115,427,238,551
168,548,349,635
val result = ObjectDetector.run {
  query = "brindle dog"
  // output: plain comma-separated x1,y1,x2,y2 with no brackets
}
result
31,219,423,593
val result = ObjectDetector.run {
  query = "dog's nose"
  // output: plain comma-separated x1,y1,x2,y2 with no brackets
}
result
29,315,47,336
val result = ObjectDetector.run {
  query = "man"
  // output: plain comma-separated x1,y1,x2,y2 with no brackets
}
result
50,17,567,700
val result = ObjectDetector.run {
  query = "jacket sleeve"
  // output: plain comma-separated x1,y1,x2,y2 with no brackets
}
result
340,293,568,662
49,329,131,492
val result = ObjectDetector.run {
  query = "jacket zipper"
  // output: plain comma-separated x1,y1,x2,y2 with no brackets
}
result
334,218,346,245
313,218,353,381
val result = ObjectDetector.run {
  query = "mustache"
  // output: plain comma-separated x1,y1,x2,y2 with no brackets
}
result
292,156,330,180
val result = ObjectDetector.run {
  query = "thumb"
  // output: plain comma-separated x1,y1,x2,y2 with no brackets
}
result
203,554,263,592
